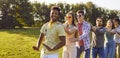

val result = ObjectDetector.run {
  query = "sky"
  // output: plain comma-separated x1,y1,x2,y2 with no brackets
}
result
29,0,120,10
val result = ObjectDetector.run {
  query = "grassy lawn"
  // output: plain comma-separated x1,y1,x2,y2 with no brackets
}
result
0,28,64,58
0,28,41,58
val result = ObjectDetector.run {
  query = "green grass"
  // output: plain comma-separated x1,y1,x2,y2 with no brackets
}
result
0,28,64,58
0,28,41,58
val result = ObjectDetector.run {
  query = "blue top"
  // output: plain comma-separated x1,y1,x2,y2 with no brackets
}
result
104,29,114,42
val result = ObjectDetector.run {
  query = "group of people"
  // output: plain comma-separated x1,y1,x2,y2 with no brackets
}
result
32,6,120,58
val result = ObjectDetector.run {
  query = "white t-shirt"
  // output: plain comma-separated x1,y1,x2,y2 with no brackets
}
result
114,25,120,43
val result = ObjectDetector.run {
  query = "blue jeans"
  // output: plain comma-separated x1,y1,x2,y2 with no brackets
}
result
76,46,90,58
92,47,104,58
104,40,116,58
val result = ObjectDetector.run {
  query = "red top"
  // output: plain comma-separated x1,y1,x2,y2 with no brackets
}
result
78,23,84,46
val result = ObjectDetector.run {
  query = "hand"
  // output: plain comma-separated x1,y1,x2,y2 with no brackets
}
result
92,26,97,31
32,46,39,51
116,31,120,35
43,43,53,51
106,28,111,32
92,41,96,47
65,27,69,31
90,24,93,28
116,32,120,37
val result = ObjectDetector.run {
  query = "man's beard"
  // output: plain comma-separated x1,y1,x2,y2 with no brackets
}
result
50,18,58,22
98,24,102,27
52,18,58,22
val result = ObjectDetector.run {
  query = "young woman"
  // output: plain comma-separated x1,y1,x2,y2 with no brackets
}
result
112,18,120,58
62,11,78,58
104,19,116,58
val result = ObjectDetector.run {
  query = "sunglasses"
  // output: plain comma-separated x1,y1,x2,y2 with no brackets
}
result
77,15,83,17
66,16,72,19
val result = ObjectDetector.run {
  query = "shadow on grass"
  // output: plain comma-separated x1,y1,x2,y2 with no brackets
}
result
0,28,40,38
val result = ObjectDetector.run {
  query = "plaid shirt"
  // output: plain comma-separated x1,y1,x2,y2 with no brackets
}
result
77,21,91,50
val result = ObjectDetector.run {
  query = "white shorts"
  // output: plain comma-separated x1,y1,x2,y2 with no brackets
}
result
41,53,58,58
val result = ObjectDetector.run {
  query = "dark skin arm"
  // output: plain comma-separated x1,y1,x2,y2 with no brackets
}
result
43,36,66,51
32,33,44,51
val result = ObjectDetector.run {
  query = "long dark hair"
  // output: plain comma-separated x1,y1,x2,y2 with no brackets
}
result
113,18,120,25
106,19,115,29
67,11,76,26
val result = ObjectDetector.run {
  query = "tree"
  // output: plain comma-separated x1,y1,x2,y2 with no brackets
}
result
1,1,120,28
0,0,35,28
13,0,34,26
85,2,97,25
33,2,50,25
0,0,18,28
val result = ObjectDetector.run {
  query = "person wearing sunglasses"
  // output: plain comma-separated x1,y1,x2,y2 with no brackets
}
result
91,17,106,58
62,11,78,58
76,10,91,58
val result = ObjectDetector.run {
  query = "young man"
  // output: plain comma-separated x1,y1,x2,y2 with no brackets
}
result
32,6,66,58
76,10,91,58
91,17,105,58
112,18,120,58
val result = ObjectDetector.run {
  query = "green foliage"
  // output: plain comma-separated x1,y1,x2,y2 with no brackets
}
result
32,2,50,23
11,0,34,27
33,2,120,27
0,0,34,28
0,28,40,58
0,1,120,28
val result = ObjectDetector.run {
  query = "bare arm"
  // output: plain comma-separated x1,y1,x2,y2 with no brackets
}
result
43,36,66,51
116,31,120,35
52,36,66,50
43,24,66,51
106,29,116,34
93,27,105,35
33,33,44,51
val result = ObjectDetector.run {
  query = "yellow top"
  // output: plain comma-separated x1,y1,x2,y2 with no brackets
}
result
40,21,65,54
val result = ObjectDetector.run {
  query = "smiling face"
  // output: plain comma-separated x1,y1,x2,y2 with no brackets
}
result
112,19,119,27
50,10,59,22
106,20,113,28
